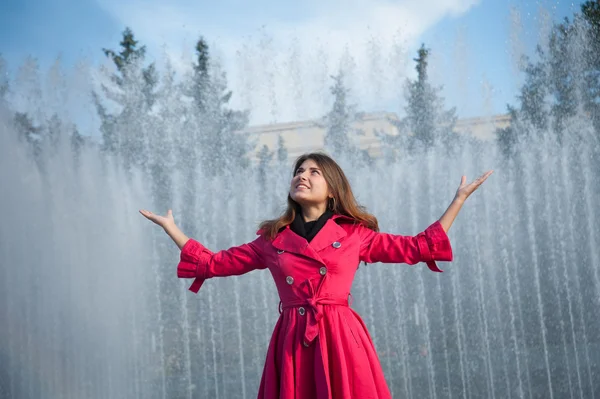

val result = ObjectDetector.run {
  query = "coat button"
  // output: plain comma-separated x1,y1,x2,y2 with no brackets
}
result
303,340,310,347
298,307,306,316
277,249,285,254
319,266,327,276
332,241,341,248
286,276,294,285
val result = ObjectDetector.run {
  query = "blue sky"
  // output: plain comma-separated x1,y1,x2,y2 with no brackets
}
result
0,0,582,124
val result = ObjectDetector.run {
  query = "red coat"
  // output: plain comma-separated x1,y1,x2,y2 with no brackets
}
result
177,214,453,399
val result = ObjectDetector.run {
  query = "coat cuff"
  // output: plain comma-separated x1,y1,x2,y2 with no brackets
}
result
416,221,453,272
177,239,211,293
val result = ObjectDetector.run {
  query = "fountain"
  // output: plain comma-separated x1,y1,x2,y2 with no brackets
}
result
0,9,599,399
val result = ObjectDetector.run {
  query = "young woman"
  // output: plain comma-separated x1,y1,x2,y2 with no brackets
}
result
140,152,493,399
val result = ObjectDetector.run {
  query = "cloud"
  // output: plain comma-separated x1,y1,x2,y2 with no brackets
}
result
95,0,480,124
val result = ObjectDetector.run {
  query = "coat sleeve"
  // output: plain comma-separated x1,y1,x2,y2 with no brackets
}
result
176,236,266,293
357,220,453,272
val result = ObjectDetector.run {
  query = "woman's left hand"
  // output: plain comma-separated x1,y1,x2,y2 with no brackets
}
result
455,170,494,202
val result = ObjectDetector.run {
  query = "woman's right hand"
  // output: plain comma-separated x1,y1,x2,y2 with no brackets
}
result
139,209,175,230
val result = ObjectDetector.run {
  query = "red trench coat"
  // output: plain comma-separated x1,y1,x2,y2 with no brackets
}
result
177,214,453,399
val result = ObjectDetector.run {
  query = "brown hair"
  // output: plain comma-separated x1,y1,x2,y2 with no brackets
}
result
258,152,379,240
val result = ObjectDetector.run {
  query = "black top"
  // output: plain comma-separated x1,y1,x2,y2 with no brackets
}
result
290,209,334,243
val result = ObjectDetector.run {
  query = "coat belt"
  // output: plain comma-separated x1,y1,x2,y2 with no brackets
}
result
279,277,351,346
281,296,350,346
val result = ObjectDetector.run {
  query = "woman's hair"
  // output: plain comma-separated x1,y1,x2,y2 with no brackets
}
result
258,152,379,240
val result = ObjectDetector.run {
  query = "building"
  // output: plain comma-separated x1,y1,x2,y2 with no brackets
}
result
239,112,511,161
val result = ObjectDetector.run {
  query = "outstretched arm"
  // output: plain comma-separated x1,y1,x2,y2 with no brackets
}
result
439,171,493,232
139,209,265,293
358,170,493,271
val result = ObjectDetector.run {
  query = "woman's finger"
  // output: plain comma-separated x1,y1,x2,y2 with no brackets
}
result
476,170,493,185
468,171,493,191
140,209,160,222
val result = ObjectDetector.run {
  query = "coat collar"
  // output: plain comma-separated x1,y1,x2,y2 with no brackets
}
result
271,214,354,263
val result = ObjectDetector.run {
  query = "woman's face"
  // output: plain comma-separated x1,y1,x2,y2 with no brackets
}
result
289,158,331,207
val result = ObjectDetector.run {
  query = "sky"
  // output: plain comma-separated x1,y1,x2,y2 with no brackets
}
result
0,0,582,126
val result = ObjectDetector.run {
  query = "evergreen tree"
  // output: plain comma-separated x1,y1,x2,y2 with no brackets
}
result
190,38,210,112
185,37,253,177
323,70,358,158
496,106,520,159
276,134,288,164
519,51,550,132
94,27,158,165
582,0,600,27
497,2,600,155
14,57,43,128
13,112,42,159
407,45,435,147
102,28,153,89
496,50,551,159
257,144,274,188
403,44,458,151
14,112,39,144
46,113,64,150
582,1,600,134
70,127,85,154
548,21,581,137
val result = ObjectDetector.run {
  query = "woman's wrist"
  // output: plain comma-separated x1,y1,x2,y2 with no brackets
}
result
453,194,466,204
163,223,189,250
162,221,177,233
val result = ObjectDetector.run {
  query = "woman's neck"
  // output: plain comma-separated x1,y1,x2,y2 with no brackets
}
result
300,205,327,222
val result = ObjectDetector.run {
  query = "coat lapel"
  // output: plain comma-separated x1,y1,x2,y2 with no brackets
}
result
271,218,350,265
309,219,348,252
273,228,326,264
272,226,311,257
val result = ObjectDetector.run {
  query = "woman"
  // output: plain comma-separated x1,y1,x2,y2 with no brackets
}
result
140,152,493,399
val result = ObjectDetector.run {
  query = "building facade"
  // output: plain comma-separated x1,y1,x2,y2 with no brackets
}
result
239,112,511,161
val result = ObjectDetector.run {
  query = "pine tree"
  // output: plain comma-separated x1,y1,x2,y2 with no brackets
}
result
185,37,253,177
276,134,288,164
582,1,600,134
403,44,458,151
496,106,520,159
498,3,600,154
102,28,150,86
519,51,550,132
548,20,582,137
70,127,85,154
582,0,600,27
407,45,435,147
13,112,42,158
257,144,274,188
95,27,158,164
323,70,357,158
46,113,63,150
190,38,210,112
496,50,550,159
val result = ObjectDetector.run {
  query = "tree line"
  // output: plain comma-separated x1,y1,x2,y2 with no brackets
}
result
2,1,598,170
497,0,600,157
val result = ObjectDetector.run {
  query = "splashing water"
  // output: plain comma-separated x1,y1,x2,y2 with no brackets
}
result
1,23,599,399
